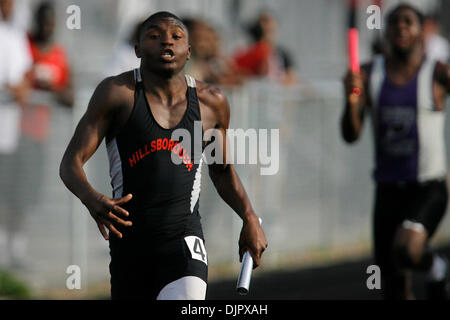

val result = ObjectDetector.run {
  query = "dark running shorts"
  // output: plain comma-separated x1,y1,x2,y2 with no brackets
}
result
108,234,208,300
373,179,448,271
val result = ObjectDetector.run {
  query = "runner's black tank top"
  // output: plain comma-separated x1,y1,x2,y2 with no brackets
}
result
106,69,205,247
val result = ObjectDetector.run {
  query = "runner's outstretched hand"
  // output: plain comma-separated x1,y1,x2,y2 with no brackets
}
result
82,193,133,240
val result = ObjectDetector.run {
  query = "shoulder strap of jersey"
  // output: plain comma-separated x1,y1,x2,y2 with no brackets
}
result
134,68,142,83
417,56,437,111
184,74,203,141
185,74,196,88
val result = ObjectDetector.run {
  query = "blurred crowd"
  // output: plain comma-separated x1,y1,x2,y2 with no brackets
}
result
0,0,72,268
182,11,299,87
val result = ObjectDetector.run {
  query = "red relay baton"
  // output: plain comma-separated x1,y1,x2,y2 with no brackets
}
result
347,0,361,96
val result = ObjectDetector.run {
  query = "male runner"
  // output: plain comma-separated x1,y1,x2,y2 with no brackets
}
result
59,11,268,300
341,4,450,300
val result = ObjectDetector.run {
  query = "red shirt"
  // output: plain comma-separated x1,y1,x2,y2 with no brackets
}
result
29,40,70,90
233,41,273,76
22,39,71,142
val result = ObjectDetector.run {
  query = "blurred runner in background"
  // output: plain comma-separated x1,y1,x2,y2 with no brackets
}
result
341,4,450,300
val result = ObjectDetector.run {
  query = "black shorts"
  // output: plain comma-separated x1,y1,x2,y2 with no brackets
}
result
373,179,448,272
108,233,208,300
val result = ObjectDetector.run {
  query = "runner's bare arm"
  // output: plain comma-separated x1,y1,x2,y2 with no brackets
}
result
201,85,268,268
341,64,370,143
59,77,133,240
56,69,74,107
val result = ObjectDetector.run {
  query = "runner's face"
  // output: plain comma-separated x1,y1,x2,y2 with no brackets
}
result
37,9,55,41
386,8,423,54
137,18,191,77
0,0,14,21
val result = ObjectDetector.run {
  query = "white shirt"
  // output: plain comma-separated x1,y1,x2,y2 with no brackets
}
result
0,22,32,88
426,34,450,63
0,22,32,153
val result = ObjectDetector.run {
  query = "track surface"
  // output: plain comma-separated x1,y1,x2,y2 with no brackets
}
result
206,245,450,300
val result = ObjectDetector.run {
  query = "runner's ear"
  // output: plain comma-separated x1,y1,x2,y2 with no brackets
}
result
135,44,142,58
186,45,191,61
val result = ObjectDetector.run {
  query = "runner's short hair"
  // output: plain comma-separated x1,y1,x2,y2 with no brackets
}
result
386,3,425,27
136,11,188,43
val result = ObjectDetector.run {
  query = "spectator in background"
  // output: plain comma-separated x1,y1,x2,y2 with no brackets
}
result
28,1,73,106
0,0,30,32
105,21,141,76
25,0,73,165
183,17,243,87
0,0,31,107
424,13,449,63
233,11,298,85
0,0,32,267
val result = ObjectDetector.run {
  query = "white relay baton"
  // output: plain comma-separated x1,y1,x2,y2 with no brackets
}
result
236,217,262,295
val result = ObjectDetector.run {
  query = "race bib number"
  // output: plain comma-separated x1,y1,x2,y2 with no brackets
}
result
184,236,207,265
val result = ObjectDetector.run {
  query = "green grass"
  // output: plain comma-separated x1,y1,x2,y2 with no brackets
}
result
0,270,32,299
